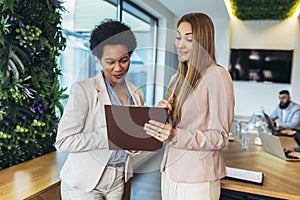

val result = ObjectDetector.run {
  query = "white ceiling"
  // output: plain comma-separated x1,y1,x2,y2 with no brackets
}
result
157,0,230,19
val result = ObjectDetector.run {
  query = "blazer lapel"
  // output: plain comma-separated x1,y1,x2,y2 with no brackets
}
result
284,102,294,123
95,72,111,105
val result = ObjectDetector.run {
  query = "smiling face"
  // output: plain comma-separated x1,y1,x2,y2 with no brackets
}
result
98,44,130,87
175,22,193,63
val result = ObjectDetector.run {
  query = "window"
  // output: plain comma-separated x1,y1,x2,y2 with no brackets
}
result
122,1,157,105
59,0,158,106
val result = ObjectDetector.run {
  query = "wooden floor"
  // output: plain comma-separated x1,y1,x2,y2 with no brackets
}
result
131,170,162,200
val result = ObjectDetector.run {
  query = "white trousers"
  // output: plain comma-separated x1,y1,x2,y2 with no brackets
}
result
161,168,220,200
61,166,124,200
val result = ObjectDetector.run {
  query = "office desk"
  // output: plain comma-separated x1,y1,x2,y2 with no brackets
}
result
0,151,68,200
221,136,300,200
1,136,299,200
0,151,133,200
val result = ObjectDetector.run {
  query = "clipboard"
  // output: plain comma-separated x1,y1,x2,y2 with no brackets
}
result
104,105,168,151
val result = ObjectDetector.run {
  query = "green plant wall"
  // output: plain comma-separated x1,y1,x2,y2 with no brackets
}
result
0,0,67,169
231,0,300,20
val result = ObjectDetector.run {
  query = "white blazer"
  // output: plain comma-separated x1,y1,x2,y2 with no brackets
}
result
55,72,144,192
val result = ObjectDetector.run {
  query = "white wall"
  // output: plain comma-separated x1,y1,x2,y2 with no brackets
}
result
291,18,300,103
230,18,300,116
213,19,231,69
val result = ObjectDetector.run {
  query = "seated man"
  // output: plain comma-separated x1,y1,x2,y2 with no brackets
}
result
270,90,300,131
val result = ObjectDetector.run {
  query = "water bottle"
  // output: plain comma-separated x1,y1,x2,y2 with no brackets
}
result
235,120,241,140
261,122,268,133
250,113,257,128
260,106,265,115
260,106,267,132
241,128,250,151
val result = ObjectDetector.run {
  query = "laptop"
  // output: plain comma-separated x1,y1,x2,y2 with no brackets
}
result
259,132,300,161
263,112,293,137
104,105,168,151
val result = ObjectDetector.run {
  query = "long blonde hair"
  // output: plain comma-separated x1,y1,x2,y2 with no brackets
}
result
166,13,217,124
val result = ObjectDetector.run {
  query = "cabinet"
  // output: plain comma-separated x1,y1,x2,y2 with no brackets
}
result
24,182,61,200
0,151,131,200
0,152,67,200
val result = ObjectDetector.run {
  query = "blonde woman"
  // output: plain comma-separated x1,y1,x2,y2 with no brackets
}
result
144,13,234,200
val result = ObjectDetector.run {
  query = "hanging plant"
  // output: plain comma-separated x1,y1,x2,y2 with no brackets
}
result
0,0,67,169
231,0,300,20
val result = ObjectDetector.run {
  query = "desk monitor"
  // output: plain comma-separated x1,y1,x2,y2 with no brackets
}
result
104,105,168,151
259,132,300,162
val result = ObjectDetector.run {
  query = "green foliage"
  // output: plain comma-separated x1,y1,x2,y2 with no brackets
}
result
0,0,67,169
231,0,300,20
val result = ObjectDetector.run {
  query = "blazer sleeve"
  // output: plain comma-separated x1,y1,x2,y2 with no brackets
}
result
174,67,235,151
277,106,300,129
269,107,279,120
55,82,108,152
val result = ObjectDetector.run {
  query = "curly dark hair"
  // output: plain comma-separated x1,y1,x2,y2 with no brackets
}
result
89,19,137,58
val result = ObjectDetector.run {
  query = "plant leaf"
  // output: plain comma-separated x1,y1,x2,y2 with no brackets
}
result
10,50,25,73
8,59,19,80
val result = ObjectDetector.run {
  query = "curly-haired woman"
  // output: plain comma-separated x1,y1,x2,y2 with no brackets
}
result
55,19,144,200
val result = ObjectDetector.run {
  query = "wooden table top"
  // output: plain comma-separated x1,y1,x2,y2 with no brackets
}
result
0,151,68,200
221,135,300,199
1,134,300,200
